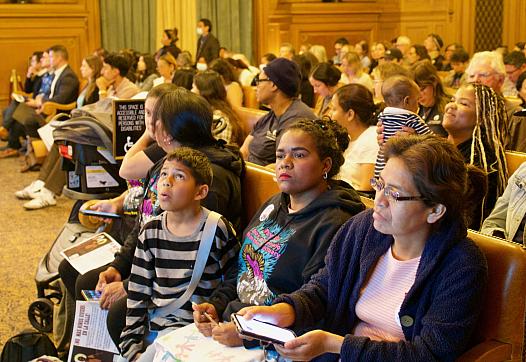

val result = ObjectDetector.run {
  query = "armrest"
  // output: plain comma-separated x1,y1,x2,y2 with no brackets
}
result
456,340,512,362
12,90,32,98
41,101,76,115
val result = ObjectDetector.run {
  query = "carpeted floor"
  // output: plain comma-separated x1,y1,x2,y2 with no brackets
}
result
0,140,74,349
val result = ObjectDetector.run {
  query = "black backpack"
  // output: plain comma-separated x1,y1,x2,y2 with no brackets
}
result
1,330,57,362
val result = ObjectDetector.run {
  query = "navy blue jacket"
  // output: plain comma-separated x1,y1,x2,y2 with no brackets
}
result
276,209,488,361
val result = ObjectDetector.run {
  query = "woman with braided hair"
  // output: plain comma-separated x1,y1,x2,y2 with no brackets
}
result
443,83,508,228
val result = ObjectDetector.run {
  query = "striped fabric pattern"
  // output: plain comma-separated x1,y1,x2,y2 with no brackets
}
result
119,208,239,360
375,108,432,177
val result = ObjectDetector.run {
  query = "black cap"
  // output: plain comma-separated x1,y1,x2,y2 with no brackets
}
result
262,58,301,97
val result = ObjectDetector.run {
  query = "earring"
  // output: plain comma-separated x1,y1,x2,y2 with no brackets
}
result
323,172,328,180
164,137,172,145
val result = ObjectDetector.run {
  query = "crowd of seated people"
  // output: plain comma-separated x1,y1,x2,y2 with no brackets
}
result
4,23,526,361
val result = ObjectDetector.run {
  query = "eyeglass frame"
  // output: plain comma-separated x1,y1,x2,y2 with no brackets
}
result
254,77,273,85
370,177,427,202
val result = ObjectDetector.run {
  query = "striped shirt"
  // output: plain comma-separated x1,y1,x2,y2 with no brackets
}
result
119,208,239,360
353,246,421,342
375,107,431,177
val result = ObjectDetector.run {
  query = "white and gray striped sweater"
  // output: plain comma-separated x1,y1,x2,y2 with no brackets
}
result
119,208,239,360
375,107,432,177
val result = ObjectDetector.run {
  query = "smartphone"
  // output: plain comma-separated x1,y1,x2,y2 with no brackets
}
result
80,209,121,219
231,314,296,346
81,290,102,302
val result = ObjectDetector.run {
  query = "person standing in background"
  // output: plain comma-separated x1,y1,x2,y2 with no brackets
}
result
196,18,220,67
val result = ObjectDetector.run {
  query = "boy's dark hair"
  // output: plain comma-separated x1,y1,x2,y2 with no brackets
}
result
165,147,213,186
450,48,470,63
381,75,419,107
104,53,131,77
310,62,341,87
199,18,212,32
504,51,526,68
334,37,349,46
49,44,68,60
283,117,349,178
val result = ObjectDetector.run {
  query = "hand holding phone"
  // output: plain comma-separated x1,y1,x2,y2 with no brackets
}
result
80,209,121,219
232,313,296,346
81,289,102,302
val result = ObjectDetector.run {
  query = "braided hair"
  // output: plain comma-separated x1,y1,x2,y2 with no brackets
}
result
470,83,508,196
283,117,349,178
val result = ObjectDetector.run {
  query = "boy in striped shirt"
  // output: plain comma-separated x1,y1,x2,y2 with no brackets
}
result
119,148,239,361
375,75,431,177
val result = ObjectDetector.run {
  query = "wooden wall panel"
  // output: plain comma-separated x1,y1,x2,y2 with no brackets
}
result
254,0,476,61
0,0,100,109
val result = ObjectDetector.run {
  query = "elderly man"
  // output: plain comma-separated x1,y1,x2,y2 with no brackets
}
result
467,51,525,151
240,58,316,166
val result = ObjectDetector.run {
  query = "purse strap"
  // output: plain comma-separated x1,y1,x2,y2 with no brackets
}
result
151,211,221,320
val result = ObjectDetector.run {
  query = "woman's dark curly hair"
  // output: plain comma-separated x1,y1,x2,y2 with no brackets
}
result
282,117,349,179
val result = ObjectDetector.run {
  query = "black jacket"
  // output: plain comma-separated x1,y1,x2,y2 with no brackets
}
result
43,65,80,105
208,180,365,320
110,142,244,281
196,33,220,64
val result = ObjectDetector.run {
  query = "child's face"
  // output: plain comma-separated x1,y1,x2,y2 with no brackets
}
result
157,160,206,211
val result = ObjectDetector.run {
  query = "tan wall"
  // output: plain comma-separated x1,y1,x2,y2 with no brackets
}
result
254,0,523,61
0,0,101,109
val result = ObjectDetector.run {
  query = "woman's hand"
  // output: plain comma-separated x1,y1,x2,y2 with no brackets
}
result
89,199,121,223
192,303,219,337
211,322,243,347
237,303,296,328
275,330,344,361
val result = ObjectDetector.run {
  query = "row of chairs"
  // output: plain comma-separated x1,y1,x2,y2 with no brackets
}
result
243,161,526,361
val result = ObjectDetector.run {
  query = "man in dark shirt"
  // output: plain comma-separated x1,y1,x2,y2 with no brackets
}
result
195,18,220,65
240,58,316,166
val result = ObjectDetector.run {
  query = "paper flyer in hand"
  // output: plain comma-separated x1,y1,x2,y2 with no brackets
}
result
60,232,120,275
153,323,264,362
67,301,119,362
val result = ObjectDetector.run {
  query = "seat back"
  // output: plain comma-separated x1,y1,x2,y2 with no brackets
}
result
242,86,259,109
241,162,279,228
355,197,526,360
235,106,267,137
505,150,526,177
466,230,526,361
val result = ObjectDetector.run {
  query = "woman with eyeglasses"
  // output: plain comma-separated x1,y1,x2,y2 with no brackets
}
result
192,118,364,351
237,135,488,362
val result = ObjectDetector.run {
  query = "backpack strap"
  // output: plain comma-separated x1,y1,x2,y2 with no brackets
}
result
150,211,222,320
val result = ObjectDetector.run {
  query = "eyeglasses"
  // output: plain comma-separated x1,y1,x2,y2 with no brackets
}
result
254,77,272,85
370,177,426,202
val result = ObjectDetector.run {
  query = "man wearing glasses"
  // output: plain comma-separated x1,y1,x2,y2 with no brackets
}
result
503,51,526,97
240,57,316,166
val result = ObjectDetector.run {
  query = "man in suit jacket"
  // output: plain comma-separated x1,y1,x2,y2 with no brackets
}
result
0,45,80,158
195,18,220,65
